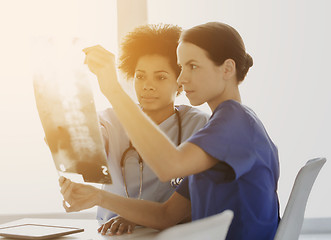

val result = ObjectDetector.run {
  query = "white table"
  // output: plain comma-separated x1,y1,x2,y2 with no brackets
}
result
1,216,330,239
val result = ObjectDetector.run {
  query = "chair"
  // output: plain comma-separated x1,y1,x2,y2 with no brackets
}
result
156,210,233,240
274,157,326,240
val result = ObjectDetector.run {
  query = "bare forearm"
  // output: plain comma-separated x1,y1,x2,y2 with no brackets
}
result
60,177,186,229
97,189,172,230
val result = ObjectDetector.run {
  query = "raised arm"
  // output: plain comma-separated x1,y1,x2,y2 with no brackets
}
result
83,45,217,181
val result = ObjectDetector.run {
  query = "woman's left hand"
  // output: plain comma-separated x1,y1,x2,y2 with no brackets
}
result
59,176,101,212
98,216,137,235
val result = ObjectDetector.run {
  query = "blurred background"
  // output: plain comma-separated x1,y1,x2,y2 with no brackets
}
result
0,0,330,218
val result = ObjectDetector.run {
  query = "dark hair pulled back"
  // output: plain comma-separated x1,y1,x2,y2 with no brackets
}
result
179,22,253,82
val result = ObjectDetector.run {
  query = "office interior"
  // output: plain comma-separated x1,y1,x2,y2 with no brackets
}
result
0,0,330,239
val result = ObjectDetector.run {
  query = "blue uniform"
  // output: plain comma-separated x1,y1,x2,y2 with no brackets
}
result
176,100,280,240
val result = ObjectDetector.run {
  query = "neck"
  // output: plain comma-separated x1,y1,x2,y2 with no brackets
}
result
208,84,241,112
142,104,176,125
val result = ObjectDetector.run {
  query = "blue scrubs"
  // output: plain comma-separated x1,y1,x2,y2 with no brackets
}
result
176,100,280,240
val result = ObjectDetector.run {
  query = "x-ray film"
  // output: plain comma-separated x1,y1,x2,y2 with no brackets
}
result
32,36,112,184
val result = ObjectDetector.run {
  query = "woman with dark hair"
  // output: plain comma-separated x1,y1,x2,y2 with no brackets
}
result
60,22,280,240
96,23,209,234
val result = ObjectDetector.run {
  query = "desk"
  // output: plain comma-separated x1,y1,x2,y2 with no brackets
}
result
0,218,160,240
1,216,331,239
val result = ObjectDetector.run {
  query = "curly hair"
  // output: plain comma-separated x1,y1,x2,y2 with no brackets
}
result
118,23,182,80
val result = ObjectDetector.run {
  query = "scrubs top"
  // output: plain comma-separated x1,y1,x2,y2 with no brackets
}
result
176,100,280,240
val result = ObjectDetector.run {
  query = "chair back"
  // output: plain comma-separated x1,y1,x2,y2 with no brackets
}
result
156,210,233,240
274,157,326,240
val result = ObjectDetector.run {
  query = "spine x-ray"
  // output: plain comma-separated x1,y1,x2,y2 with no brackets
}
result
32,36,112,184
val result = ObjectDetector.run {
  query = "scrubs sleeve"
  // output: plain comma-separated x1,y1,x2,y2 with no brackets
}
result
175,177,190,200
188,102,256,179
100,124,108,153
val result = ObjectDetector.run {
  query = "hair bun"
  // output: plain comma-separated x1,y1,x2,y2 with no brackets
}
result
245,53,253,69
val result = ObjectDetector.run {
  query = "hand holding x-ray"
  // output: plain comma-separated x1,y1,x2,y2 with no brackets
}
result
82,45,121,98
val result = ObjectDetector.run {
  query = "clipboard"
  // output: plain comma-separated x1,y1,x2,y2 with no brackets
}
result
0,223,84,239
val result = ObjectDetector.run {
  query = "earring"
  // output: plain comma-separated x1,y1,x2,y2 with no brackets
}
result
176,85,183,96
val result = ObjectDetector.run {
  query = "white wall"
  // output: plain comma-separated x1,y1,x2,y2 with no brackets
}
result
147,0,331,218
0,0,117,214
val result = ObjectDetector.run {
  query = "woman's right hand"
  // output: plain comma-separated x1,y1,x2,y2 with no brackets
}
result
82,45,121,97
98,216,137,236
